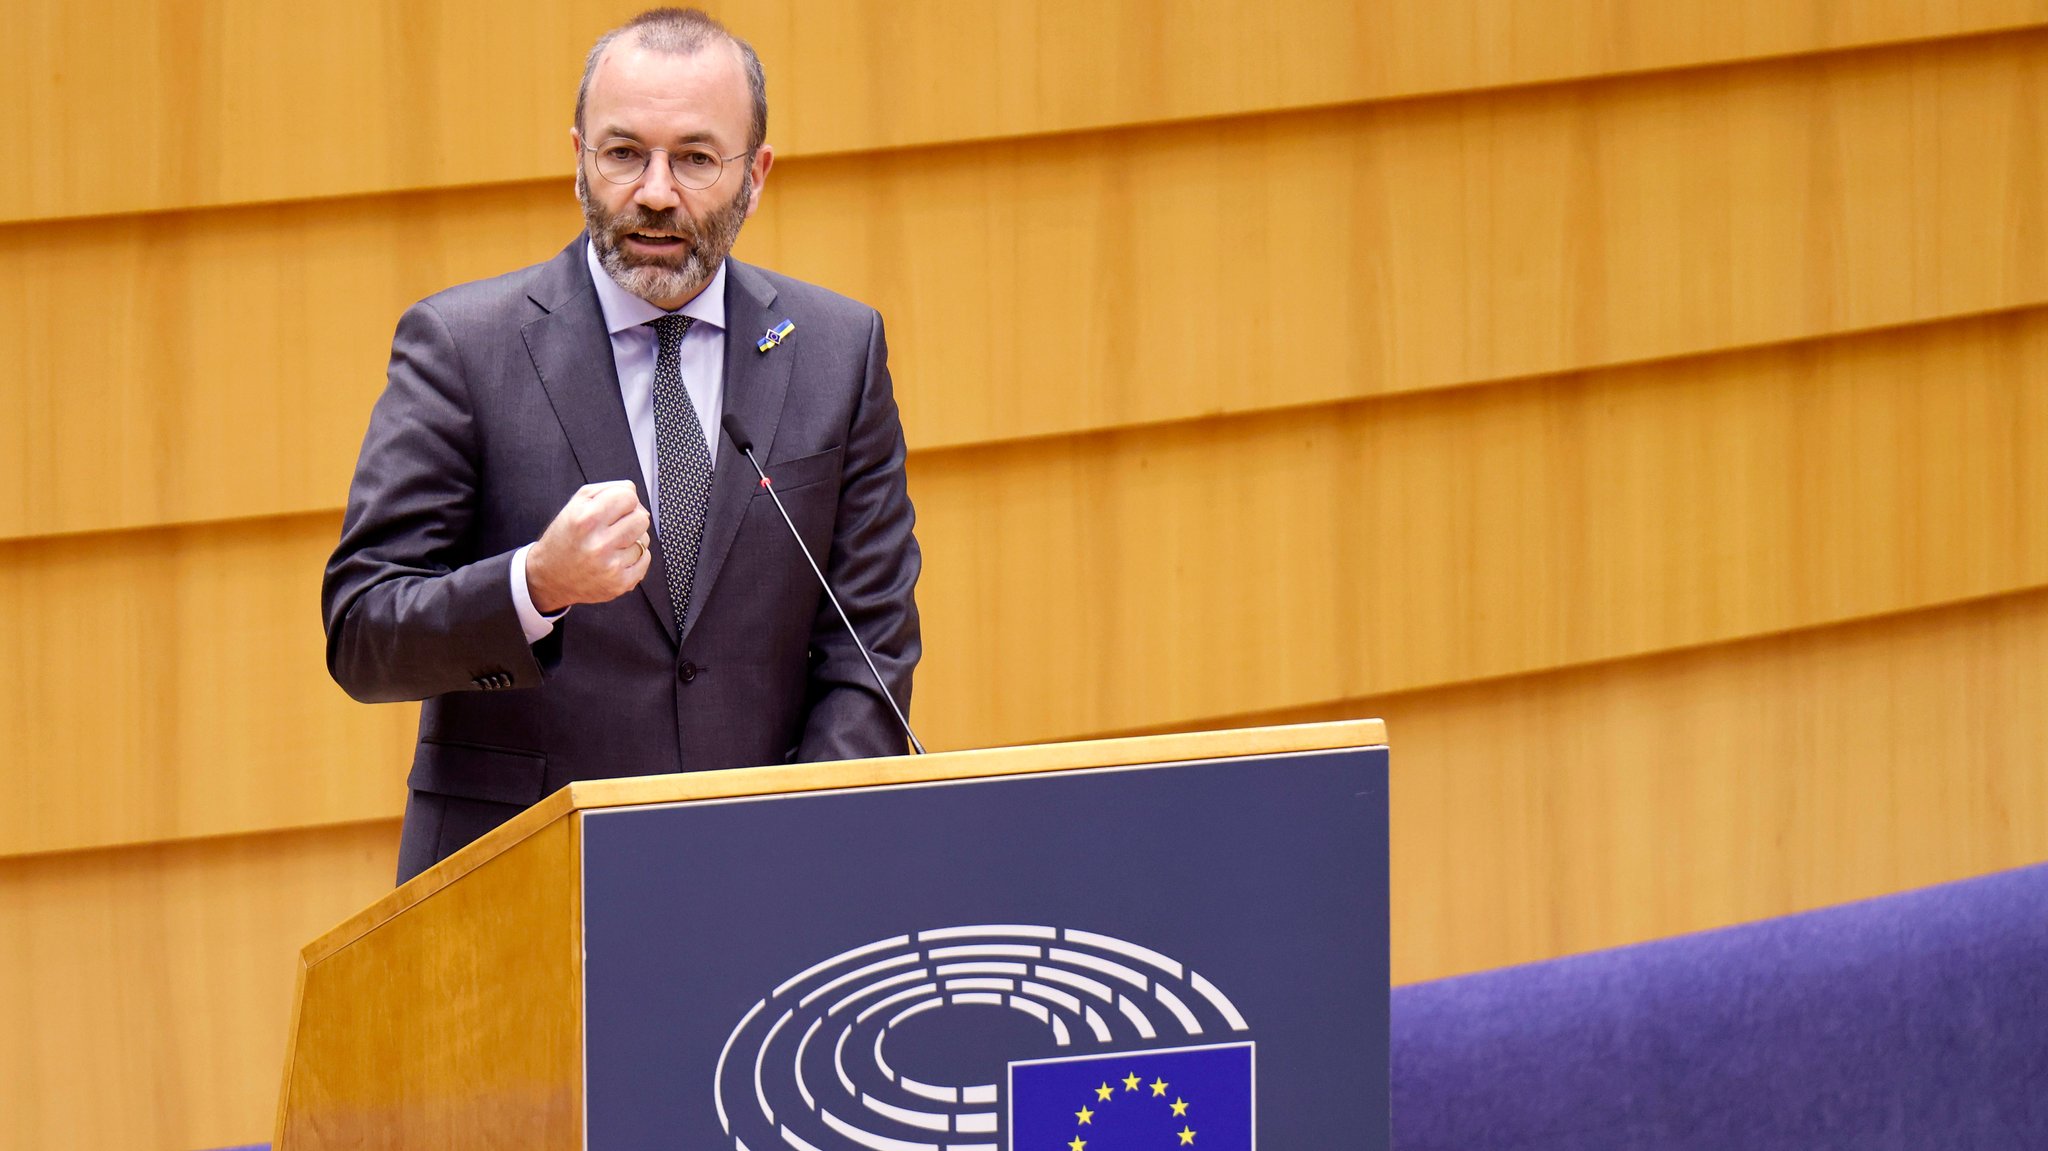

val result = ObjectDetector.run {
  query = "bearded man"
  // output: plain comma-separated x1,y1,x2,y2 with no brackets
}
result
323,7,922,884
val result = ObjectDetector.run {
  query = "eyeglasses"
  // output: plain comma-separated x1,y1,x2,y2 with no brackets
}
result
583,137,751,190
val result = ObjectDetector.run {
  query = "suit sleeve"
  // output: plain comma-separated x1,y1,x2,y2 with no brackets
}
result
321,300,546,703
795,309,923,760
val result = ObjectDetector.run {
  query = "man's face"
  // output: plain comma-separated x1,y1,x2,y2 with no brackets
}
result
573,39,774,308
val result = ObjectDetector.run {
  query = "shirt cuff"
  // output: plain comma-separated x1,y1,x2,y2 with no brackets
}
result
510,543,566,644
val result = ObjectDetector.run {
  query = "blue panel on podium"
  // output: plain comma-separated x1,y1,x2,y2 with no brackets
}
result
581,745,1389,1150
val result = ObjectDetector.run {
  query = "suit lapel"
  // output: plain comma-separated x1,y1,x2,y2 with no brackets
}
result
520,237,679,644
680,259,793,644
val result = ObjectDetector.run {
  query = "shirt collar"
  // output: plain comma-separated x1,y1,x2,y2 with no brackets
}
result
583,239,728,335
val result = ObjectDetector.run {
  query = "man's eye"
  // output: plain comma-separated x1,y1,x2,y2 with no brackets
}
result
680,150,718,167
605,146,642,162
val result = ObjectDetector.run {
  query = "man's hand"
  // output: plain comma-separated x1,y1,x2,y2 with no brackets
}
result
526,480,653,614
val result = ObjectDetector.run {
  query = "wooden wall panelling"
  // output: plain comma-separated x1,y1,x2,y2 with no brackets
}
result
768,1,2048,161
6,6,2041,1149
0,0,610,224
1366,588,2048,984
7,308,2044,856
0,819,400,1151
906,308,2048,746
0,513,415,858
755,29,2048,447
5,30,2046,542
6,0,2043,223
0,186,582,542
9,594,2046,1149
1118,590,2048,983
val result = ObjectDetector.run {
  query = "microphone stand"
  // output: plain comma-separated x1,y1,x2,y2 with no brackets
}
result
722,415,926,755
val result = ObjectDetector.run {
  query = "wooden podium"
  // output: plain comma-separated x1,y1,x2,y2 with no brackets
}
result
274,719,1389,1150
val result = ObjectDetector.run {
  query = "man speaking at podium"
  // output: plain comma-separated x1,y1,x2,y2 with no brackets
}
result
322,8,921,883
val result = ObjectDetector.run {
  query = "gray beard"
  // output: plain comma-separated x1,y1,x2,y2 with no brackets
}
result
578,164,752,305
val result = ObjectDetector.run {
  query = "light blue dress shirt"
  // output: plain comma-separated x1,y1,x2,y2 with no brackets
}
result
509,245,730,642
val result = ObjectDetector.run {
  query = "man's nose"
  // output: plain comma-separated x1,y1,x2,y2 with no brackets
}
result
634,155,683,212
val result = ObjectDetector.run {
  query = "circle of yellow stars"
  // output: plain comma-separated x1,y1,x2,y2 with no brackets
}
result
1064,1068,1195,1148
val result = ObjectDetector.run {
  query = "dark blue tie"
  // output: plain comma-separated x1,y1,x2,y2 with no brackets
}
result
648,313,713,629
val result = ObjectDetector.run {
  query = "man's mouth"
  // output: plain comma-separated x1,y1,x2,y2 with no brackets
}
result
626,231,687,248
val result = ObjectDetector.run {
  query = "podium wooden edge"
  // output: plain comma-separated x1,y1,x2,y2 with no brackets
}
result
300,718,1385,967
272,953,309,1149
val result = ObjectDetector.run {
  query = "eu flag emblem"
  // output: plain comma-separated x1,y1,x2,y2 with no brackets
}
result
1010,1042,1254,1149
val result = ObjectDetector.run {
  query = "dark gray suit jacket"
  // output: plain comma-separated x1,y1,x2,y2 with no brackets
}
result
322,238,920,880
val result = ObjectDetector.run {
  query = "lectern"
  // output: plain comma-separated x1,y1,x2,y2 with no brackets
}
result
274,720,1389,1150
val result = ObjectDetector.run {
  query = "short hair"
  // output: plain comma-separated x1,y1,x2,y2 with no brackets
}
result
575,7,767,152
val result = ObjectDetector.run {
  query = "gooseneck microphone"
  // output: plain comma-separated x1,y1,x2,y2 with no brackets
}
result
721,413,926,755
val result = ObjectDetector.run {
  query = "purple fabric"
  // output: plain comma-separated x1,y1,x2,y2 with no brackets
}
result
1391,862,2048,1149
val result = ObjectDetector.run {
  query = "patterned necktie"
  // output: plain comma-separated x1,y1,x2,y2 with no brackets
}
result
648,313,714,629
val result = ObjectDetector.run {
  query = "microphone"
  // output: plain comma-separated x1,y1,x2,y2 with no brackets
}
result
721,414,926,755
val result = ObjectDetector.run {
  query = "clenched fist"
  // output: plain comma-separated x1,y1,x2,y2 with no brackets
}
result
526,480,653,614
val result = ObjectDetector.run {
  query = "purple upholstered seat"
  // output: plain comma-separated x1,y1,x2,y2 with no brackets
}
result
1390,861,2048,1149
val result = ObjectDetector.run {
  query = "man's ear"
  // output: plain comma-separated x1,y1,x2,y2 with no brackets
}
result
744,145,775,216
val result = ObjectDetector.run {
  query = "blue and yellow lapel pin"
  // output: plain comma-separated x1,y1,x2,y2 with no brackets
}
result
756,318,795,353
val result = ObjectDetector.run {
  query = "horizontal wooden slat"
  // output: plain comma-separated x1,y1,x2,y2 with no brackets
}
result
1339,586,2048,984
758,29,2048,447
0,186,582,542
0,819,399,1151
5,0,2042,223
0,515,417,858
5,309,2042,857
911,307,2048,745
765,3,2048,160
1123,588,2048,982
11,592,2047,1148
5,29,2046,541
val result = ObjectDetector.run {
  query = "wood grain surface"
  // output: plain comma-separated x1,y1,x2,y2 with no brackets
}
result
5,0,2042,222
1316,588,2048,981
907,308,2048,745
6,29,2046,540
7,9,2047,1149
12,591,2048,1147
0,514,416,858
5,308,2043,857
275,817,582,1151
0,821,399,1151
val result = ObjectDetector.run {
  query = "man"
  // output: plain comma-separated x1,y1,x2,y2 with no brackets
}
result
323,7,921,884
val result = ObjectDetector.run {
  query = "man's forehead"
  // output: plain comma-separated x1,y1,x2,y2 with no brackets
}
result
586,37,750,138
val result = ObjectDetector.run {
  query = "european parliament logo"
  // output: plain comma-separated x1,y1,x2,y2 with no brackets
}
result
714,924,1256,1151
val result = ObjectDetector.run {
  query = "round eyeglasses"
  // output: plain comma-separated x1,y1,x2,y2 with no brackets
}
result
583,138,750,190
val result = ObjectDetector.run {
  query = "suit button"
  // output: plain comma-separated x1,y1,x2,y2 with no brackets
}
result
678,661,698,683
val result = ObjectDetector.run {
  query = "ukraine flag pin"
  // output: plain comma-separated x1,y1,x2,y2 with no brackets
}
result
757,318,795,352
